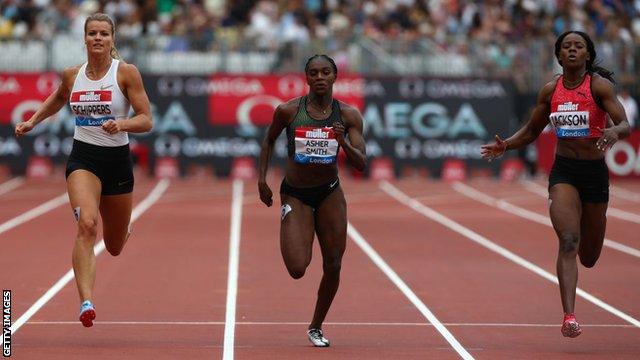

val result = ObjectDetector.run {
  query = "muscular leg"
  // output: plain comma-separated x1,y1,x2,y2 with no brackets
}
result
549,184,582,314
578,202,607,268
67,170,102,303
309,187,347,330
280,194,316,279
100,193,133,256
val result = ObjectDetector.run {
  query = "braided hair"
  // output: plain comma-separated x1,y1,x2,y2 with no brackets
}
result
304,54,337,76
554,31,614,83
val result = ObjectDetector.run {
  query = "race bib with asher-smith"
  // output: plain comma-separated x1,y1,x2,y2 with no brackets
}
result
294,127,339,164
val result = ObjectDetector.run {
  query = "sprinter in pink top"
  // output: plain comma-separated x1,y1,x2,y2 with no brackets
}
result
481,31,630,338
549,72,607,139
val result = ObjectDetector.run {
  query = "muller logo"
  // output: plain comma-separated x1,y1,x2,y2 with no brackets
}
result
305,128,330,139
71,90,111,103
79,91,101,102
557,102,579,112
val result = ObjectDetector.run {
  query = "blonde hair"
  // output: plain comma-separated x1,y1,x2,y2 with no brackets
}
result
84,13,121,59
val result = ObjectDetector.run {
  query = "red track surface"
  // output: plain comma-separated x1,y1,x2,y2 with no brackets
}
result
2,175,639,359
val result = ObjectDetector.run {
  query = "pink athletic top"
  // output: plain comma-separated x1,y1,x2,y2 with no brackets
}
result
549,74,606,139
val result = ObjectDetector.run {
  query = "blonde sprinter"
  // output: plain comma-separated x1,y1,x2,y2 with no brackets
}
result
15,13,152,327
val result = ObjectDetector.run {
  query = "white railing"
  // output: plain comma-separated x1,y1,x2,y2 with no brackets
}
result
0,35,635,93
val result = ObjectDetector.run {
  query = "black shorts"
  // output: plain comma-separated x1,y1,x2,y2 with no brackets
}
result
65,139,134,196
280,178,340,209
548,154,609,203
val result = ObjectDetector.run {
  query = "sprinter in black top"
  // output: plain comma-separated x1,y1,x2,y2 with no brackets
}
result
258,55,366,347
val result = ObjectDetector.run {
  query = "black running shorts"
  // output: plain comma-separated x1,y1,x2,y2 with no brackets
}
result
280,178,340,209
65,139,134,196
548,154,609,203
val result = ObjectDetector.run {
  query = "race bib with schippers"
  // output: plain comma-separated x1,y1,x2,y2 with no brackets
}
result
70,90,115,126
294,127,339,164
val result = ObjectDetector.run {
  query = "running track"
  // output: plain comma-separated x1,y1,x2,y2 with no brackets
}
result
1,173,639,359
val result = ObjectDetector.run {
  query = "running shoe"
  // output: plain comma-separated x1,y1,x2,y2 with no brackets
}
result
79,300,96,328
307,328,330,347
561,313,582,338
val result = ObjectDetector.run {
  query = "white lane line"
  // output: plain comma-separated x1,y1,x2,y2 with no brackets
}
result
611,185,640,203
348,222,474,360
10,179,170,334
607,208,640,224
223,180,243,360
0,177,24,196
522,180,640,225
380,181,640,328
519,179,549,198
454,182,640,259
23,321,638,328
0,193,68,236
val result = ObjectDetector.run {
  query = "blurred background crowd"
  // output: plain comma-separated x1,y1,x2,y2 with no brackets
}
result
0,0,638,98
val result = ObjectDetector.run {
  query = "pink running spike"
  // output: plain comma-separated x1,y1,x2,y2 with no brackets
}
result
561,314,582,338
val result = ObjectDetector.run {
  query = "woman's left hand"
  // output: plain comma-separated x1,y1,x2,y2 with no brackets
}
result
596,127,618,151
102,119,123,134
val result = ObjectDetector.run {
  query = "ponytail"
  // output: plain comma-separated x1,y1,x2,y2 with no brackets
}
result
588,64,615,84
110,46,121,60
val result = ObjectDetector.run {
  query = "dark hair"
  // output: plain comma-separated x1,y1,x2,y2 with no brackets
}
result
304,54,337,76
554,31,614,83
84,13,120,60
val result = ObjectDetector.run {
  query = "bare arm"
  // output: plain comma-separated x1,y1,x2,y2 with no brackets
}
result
334,105,366,171
481,81,554,161
257,102,294,206
592,76,631,150
102,63,152,135
15,67,77,137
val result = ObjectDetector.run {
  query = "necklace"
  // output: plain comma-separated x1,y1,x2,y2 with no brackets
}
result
563,73,586,88
310,100,331,114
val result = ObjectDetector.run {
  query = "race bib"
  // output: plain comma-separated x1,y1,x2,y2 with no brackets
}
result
70,90,114,126
549,109,590,138
294,127,339,164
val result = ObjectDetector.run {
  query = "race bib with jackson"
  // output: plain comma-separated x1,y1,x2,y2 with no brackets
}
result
549,102,590,138
294,127,339,164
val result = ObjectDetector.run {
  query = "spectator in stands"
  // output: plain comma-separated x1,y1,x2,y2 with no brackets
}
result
0,0,639,89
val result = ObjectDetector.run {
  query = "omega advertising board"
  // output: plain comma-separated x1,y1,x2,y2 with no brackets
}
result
143,74,365,175
362,76,519,176
1,72,528,178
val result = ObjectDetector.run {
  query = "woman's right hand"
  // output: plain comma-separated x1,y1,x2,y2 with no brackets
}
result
15,120,35,138
480,135,508,162
258,180,273,207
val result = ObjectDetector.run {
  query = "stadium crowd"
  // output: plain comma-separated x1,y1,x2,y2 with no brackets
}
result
0,0,639,102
